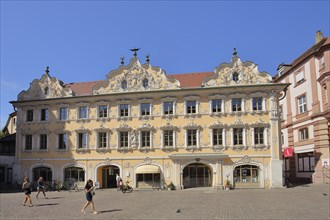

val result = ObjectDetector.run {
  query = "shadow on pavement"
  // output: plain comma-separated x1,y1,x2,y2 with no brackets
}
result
35,203,59,207
99,209,122,213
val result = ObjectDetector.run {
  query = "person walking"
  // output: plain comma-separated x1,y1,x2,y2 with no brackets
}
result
116,174,122,191
81,179,98,214
22,177,33,207
36,176,48,199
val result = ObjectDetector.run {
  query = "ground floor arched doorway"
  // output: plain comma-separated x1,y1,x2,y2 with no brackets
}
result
32,166,52,182
234,165,260,188
101,165,119,188
183,163,211,188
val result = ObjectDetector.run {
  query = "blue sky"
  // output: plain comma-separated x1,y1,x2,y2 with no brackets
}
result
1,1,329,128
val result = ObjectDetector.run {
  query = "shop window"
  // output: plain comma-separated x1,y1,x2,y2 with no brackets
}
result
33,167,52,182
64,167,85,182
298,152,315,172
234,165,259,184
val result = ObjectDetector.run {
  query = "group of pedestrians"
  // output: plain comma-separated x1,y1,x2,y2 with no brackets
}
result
21,176,100,214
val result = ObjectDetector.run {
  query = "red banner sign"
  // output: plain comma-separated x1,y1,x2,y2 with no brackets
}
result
284,147,293,157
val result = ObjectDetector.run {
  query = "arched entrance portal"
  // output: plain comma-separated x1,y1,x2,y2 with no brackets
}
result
183,163,211,188
101,166,119,188
32,166,52,182
234,165,260,188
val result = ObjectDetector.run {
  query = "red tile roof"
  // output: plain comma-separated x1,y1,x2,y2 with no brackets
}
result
64,72,214,96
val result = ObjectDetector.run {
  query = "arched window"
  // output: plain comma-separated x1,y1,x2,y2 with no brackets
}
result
232,72,239,82
142,78,149,88
33,166,52,182
234,165,260,188
44,87,49,95
121,80,128,90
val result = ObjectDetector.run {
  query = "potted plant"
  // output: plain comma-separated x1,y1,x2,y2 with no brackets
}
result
167,182,175,190
225,179,232,190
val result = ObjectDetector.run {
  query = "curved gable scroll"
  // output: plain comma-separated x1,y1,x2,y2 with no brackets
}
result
18,73,74,101
202,56,272,87
93,58,180,94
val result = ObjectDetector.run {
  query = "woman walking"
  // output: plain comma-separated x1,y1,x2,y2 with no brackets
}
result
81,179,98,214
36,176,48,199
22,177,33,207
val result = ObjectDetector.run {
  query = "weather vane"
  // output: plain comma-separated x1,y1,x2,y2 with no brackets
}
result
146,53,150,63
233,48,238,57
130,47,140,58
120,56,125,65
45,66,50,74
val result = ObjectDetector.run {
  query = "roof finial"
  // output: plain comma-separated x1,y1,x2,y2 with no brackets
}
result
45,66,50,74
120,56,125,66
130,47,140,58
233,48,238,57
146,53,150,64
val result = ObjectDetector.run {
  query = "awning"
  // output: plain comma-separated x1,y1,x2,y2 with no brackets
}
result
294,144,314,154
136,165,160,174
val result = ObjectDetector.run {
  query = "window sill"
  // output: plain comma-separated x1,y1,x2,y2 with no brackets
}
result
294,79,306,88
232,145,248,150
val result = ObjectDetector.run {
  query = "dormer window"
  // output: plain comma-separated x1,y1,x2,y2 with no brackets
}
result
44,87,49,95
142,78,149,88
233,72,239,82
121,80,128,90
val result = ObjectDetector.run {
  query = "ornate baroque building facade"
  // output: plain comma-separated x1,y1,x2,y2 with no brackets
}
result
11,51,288,189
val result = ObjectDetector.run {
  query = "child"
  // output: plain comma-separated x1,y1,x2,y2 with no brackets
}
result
22,177,33,207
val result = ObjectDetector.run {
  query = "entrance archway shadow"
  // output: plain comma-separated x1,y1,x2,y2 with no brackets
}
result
99,209,122,213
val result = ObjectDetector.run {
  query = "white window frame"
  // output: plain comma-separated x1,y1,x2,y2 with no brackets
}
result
76,132,88,149
58,133,68,150
39,134,48,151
298,95,307,114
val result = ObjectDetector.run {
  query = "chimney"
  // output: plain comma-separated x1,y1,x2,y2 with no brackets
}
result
315,30,323,44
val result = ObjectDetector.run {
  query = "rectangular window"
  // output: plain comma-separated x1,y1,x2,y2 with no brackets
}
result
25,135,32,150
98,105,108,118
299,128,309,140
98,132,107,148
233,128,243,145
141,103,151,116
40,108,49,121
187,129,197,146
120,104,129,117
252,97,263,111
120,131,128,148
296,71,304,85
26,110,33,122
40,134,47,150
298,152,314,172
163,102,174,115
164,130,173,147
58,133,67,150
59,107,68,120
232,98,242,112
212,99,222,113
78,106,88,119
254,128,264,145
213,128,223,146
141,131,151,147
78,133,87,148
186,100,197,114
298,95,307,114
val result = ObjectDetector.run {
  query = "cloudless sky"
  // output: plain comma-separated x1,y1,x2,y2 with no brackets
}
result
1,1,329,128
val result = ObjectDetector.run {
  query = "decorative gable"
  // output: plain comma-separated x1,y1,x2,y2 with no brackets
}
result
17,67,74,101
93,57,180,94
202,50,272,87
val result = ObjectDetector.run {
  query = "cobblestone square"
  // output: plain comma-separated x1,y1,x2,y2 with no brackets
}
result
1,183,329,219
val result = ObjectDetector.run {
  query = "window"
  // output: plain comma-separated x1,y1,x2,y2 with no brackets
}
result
254,128,264,145
64,167,85,182
26,110,33,122
121,80,127,90
78,133,87,149
98,132,107,148
232,98,242,112
141,103,151,116
141,131,151,147
233,72,239,82
98,105,108,118
295,71,305,85
186,100,197,114
187,129,197,146
298,152,315,172
142,78,149,88
120,104,129,117
163,130,173,147
299,128,309,141
212,99,222,113
163,101,174,115
233,128,243,145
40,108,49,121
58,133,67,150
25,135,32,150
78,106,88,119
213,128,223,146
252,97,263,111
119,131,129,148
59,107,68,120
40,134,47,150
298,95,307,114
